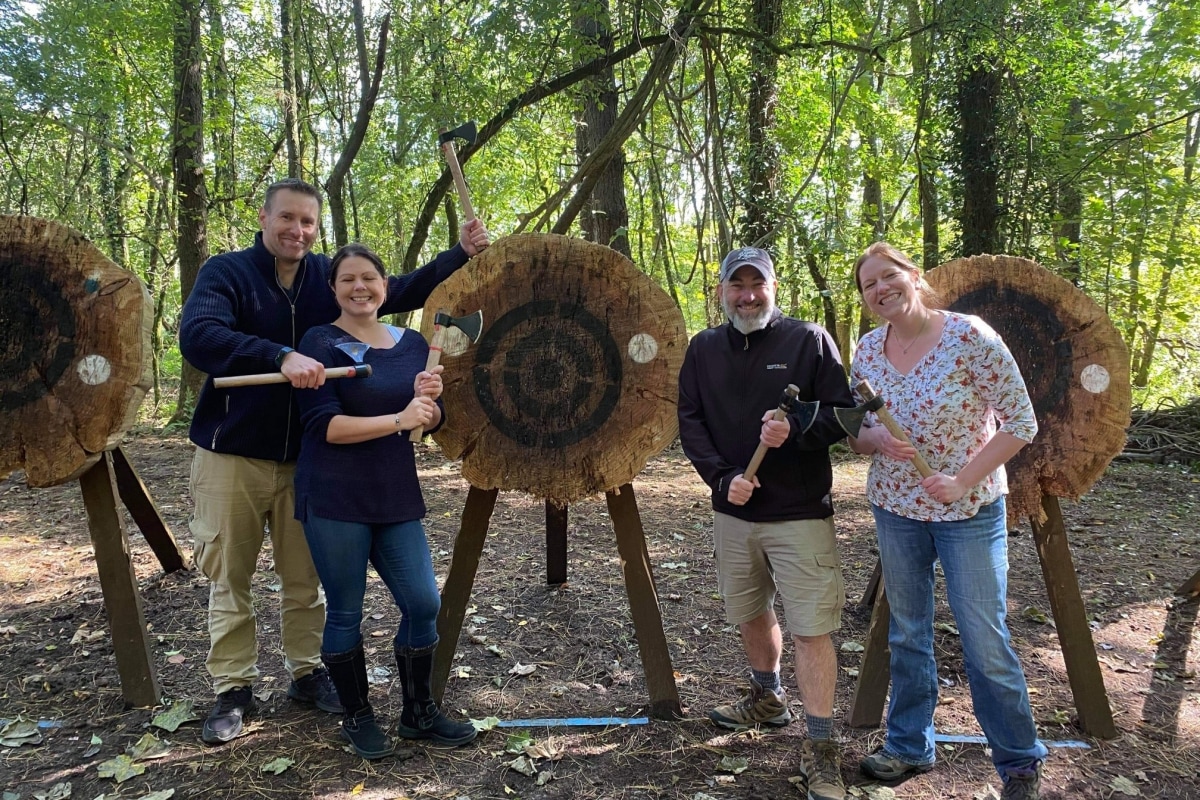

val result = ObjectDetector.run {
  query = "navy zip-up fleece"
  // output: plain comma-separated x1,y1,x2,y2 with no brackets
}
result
677,310,855,522
180,232,469,462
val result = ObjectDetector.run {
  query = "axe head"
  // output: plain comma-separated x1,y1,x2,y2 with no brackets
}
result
778,384,820,436
434,309,484,343
437,120,478,148
833,396,884,438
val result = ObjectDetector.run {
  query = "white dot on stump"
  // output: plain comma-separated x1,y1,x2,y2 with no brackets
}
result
1080,364,1110,394
77,355,112,386
627,333,659,364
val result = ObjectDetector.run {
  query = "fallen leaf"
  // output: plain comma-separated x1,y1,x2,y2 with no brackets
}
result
1110,775,1140,796
470,716,500,732
509,662,537,676
127,733,171,761
83,734,102,757
506,755,537,776
351,783,364,795
840,641,865,652
138,791,176,800
0,625,18,635
31,783,71,800
505,731,534,753
0,716,42,747
716,755,749,774
97,754,145,783
261,757,294,775
934,622,959,636
151,700,199,733
1022,606,1049,624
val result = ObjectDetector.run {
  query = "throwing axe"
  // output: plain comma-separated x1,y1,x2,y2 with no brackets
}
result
742,384,820,484
438,121,477,223
834,379,935,478
410,309,484,442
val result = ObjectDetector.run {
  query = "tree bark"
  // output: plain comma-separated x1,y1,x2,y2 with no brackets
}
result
958,63,1002,256
743,0,782,245
280,0,302,178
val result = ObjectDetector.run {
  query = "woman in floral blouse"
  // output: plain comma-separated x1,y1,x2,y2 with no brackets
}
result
848,243,1047,800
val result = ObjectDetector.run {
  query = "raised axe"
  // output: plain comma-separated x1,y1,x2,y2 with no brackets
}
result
438,121,477,223
410,308,484,442
741,384,820,484
213,364,372,388
834,378,935,478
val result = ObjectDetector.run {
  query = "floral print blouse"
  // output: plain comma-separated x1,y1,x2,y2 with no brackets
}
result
850,312,1037,522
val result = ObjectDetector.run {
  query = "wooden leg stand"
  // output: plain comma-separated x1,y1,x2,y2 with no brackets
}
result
1030,494,1117,739
546,500,568,585
433,486,499,702
111,446,189,573
1175,568,1200,600
78,452,162,707
606,484,683,719
847,578,892,728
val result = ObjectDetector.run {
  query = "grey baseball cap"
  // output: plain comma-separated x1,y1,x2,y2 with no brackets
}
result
719,247,776,282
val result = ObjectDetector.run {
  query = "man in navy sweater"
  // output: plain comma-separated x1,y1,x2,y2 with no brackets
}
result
678,247,853,800
180,178,489,744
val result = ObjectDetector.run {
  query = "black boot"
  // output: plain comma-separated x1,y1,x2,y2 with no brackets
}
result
322,645,394,760
394,641,477,746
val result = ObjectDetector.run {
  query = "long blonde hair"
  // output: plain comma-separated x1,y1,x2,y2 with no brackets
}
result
853,242,944,308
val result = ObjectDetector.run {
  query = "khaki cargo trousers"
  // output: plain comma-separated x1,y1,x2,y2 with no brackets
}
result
189,447,325,695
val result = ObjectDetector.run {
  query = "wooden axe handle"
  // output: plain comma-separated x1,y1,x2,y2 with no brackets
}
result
743,405,789,484
409,323,447,442
440,140,476,223
855,379,936,478
213,364,371,388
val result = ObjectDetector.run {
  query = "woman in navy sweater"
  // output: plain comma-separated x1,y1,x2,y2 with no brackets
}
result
294,243,475,758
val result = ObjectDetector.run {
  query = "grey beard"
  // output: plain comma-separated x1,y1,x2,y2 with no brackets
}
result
725,303,774,335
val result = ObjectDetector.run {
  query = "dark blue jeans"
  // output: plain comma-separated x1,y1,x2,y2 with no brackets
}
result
302,514,440,654
872,498,1047,778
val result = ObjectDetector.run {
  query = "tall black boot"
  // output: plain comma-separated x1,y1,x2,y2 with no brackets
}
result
394,640,477,746
322,645,394,759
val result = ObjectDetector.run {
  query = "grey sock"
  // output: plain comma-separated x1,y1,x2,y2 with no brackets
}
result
751,668,781,693
806,713,833,741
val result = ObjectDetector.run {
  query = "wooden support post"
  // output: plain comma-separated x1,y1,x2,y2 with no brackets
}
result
546,500,568,585
861,558,883,607
1030,493,1117,739
1174,568,1200,599
847,581,892,728
605,484,683,719
78,453,161,707
433,486,499,702
111,446,189,573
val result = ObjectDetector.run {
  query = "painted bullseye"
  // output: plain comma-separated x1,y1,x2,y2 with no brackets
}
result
0,259,78,413
473,299,622,448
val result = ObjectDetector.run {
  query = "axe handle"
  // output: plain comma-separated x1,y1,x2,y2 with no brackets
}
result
409,324,446,442
440,141,476,223
855,380,936,478
742,406,789,484
213,364,371,388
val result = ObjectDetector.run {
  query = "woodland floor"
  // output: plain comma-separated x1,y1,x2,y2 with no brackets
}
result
1,432,1199,800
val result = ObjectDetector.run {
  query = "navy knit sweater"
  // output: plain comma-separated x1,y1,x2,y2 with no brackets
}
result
677,310,854,522
293,324,441,525
180,232,468,462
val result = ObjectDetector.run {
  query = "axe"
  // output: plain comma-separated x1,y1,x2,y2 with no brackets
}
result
213,364,372,388
410,309,484,442
741,384,820,484
438,121,477,223
835,379,935,478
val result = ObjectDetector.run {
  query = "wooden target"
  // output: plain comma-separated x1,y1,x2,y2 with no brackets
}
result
421,233,687,505
0,216,152,487
927,254,1131,523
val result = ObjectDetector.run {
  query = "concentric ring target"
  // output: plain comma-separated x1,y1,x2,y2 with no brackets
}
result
0,261,78,413
474,299,622,448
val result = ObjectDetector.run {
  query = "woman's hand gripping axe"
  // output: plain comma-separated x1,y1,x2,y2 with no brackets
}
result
742,384,819,484
834,379,935,477
409,309,484,442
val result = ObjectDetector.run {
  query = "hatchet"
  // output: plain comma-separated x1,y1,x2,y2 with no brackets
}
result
438,121,477,223
741,384,820,484
835,379,935,478
410,309,484,442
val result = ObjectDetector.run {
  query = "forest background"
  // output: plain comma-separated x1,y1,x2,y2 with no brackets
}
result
1,0,1197,421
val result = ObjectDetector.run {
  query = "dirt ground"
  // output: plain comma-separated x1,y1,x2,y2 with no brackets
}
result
1,432,1198,800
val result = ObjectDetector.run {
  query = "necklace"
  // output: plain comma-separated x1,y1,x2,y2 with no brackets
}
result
891,314,929,354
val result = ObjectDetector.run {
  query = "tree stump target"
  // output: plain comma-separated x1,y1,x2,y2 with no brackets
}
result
1,216,186,708
420,233,686,718
849,254,1128,739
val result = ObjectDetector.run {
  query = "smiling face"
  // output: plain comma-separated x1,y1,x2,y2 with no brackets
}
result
258,189,320,267
856,254,923,321
717,264,777,334
331,255,387,319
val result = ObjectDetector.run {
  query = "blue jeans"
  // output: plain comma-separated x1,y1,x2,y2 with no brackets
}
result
302,514,440,655
872,499,1047,777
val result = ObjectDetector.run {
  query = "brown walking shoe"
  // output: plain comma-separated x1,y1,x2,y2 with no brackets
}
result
797,739,846,800
708,677,792,730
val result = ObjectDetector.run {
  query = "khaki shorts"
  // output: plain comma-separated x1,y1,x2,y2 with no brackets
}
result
713,512,845,636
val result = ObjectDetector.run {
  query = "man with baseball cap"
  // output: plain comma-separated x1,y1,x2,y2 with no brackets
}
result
678,246,854,800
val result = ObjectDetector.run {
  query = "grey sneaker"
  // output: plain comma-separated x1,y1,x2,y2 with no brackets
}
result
860,748,934,780
202,686,256,744
798,739,846,800
1000,762,1042,800
288,667,344,713
708,677,791,730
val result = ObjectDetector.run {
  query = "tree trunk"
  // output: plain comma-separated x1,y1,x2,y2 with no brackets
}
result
574,0,630,258
206,0,237,253
958,63,1002,256
906,0,939,270
171,0,208,423
280,0,302,178
743,0,782,245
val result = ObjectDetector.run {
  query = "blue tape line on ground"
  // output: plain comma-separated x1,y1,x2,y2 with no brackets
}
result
935,732,1090,749
496,717,650,728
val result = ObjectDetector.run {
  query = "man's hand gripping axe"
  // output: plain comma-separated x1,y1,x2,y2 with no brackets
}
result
410,309,484,442
742,384,820,484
